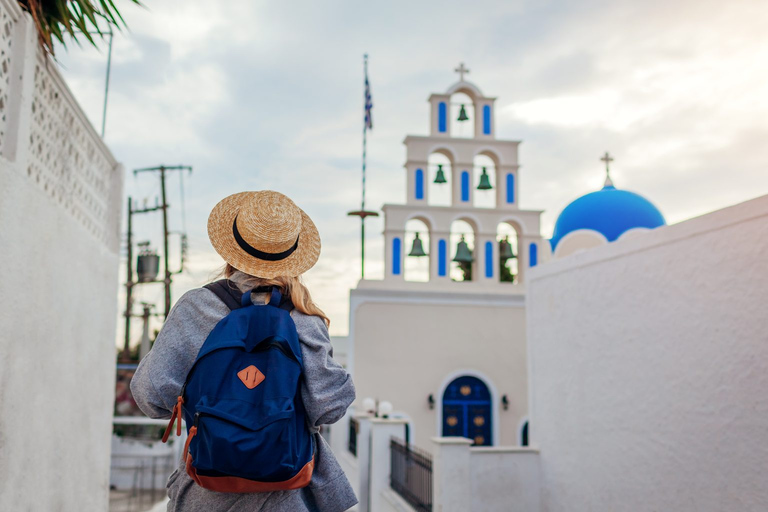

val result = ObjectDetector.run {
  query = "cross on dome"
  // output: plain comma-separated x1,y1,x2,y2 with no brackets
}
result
601,151,614,187
454,62,470,81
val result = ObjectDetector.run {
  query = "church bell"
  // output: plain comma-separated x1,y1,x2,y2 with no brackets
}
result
499,236,516,261
457,104,469,122
453,235,474,263
434,164,447,184
408,232,427,257
477,167,493,190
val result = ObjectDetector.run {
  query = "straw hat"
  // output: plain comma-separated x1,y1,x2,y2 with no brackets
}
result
207,191,321,278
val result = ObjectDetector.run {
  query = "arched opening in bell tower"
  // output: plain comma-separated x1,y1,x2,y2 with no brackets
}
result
496,221,521,284
473,153,497,209
449,218,477,282
404,217,431,282
449,91,475,138
427,151,452,207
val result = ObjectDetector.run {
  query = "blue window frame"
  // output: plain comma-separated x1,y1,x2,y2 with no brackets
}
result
438,102,447,133
393,237,402,275
483,105,491,135
461,171,470,202
415,168,424,200
485,241,493,278
506,173,515,204
438,239,447,277
529,242,538,267
442,375,492,446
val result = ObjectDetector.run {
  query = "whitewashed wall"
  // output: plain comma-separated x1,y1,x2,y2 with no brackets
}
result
0,2,123,510
351,287,528,449
527,195,768,511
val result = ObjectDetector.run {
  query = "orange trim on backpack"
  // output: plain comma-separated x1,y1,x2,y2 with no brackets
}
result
184,451,315,493
161,396,184,443
184,426,197,458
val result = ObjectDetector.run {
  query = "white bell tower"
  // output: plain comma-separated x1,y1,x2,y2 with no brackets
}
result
379,64,546,287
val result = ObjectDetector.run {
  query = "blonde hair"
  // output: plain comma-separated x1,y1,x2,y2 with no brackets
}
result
220,264,330,327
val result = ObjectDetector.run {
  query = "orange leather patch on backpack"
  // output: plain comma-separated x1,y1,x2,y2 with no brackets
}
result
237,365,265,389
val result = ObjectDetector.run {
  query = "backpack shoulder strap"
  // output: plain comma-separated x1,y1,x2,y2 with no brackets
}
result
203,279,244,311
253,285,294,312
279,298,294,312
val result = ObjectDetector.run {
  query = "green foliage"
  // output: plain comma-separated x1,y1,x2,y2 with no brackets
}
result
500,260,515,283
17,0,142,56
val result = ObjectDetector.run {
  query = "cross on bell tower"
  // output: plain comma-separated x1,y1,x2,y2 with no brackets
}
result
601,151,614,187
454,62,470,81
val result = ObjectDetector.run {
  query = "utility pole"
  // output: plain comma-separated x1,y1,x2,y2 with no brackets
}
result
123,197,163,358
124,197,133,355
133,165,192,317
139,303,154,359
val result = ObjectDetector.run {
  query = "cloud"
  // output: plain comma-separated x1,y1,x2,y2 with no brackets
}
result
55,0,768,341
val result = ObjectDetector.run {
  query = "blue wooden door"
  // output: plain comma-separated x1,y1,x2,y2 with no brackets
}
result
442,376,492,446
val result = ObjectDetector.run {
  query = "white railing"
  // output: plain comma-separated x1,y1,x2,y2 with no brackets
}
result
0,0,122,252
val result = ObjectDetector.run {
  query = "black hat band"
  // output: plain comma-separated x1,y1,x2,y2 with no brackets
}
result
233,215,299,261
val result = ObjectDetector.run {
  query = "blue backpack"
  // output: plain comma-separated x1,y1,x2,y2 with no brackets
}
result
162,279,315,493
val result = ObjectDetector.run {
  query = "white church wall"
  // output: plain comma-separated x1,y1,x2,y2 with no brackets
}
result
551,229,607,259
0,3,123,510
351,288,528,449
527,194,768,511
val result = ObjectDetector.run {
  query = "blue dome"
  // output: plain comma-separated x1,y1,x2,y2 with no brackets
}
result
550,185,665,250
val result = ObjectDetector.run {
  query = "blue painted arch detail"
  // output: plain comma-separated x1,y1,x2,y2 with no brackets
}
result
442,375,492,446
438,102,447,133
392,237,402,275
506,174,514,204
438,239,447,277
529,243,538,267
485,241,493,278
415,168,424,200
461,171,470,202
550,185,666,250
483,105,491,135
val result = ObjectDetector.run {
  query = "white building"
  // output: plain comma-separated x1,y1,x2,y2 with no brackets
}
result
526,193,768,511
347,65,546,450
333,66,766,512
0,2,124,510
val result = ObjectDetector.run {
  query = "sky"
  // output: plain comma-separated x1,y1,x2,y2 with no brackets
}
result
55,0,768,340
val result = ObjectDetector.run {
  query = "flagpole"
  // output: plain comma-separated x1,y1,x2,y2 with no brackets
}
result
361,54,368,277
348,53,378,281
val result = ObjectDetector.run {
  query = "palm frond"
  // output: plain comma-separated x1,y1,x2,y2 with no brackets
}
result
18,0,143,57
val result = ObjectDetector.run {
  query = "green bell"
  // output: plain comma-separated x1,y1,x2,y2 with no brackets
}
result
499,236,516,261
408,232,427,257
434,164,447,184
477,167,493,190
457,104,469,122
453,236,474,263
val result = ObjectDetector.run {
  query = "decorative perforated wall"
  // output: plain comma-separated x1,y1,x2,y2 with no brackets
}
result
27,57,118,247
0,1,16,154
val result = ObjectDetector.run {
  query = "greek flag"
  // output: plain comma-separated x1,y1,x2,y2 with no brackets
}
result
364,74,373,131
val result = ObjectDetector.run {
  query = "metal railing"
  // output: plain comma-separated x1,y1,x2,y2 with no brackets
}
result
390,437,432,512
110,417,185,512
348,417,359,456
109,452,175,512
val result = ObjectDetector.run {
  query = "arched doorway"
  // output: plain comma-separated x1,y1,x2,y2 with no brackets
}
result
442,375,492,446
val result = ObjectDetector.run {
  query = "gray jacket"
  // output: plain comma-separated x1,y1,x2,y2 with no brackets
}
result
130,273,357,512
